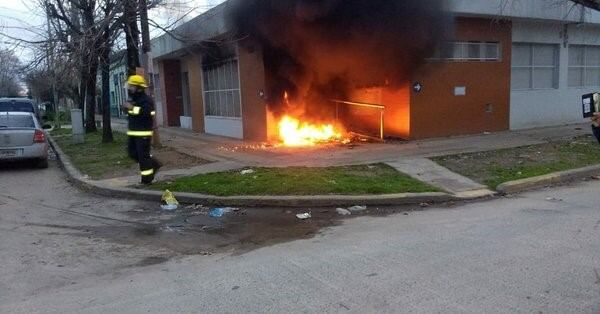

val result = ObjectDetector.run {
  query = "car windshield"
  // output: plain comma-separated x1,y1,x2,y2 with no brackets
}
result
0,101,34,113
0,115,35,128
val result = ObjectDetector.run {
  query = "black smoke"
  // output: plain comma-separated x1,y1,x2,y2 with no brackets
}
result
229,0,452,115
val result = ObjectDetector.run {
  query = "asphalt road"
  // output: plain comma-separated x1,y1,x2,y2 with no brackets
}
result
1,158,599,313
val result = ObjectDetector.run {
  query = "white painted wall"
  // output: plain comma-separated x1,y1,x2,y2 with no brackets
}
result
510,20,600,129
204,116,243,139
151,57,165,127
448,0,600,24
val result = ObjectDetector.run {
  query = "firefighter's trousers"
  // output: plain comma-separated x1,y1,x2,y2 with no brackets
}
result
127,136,159,183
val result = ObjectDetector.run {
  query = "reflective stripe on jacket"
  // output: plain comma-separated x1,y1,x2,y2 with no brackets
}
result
127,92,155,136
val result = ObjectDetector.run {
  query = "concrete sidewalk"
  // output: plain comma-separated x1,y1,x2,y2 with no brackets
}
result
105,119,591,196
111,119,589,167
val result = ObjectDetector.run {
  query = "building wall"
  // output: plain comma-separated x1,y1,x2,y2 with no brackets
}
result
108,64,126,118
510,20,600,129
349,86,410,139
238,39,268,141
448,0,600,24
160,59,183,127
151,59,165,127
181,54,205,132
410,18,512,139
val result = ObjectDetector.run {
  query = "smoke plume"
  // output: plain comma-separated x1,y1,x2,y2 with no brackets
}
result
230,0,452,114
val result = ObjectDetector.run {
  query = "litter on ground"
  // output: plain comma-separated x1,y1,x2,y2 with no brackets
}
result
348,205,367,212
161,190,179,211
209,207,239,218
546,197,563,202
336,208,352,216
240,169,256,175
296,212,312,220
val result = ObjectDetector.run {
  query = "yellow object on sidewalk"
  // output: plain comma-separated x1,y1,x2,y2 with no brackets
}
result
161,189,179,205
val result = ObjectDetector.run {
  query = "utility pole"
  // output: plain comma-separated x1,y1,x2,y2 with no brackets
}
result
139,0,161,147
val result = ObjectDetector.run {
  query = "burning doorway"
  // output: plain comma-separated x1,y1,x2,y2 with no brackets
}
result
231,0,450,146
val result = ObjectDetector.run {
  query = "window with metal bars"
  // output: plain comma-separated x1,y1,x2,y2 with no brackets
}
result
202,59,241,118
429,41,501,61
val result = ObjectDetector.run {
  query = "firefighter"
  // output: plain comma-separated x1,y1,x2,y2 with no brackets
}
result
121,74,161,184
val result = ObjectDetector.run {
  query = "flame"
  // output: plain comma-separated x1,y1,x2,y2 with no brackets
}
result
278,115,342,146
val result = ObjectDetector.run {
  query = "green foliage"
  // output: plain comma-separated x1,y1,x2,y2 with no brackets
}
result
51,129,134,179
151,164,439,196
432,136,600,189
45,110,72,125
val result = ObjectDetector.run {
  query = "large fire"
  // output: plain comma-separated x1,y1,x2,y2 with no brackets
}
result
277,115,343,147
269,92,344,146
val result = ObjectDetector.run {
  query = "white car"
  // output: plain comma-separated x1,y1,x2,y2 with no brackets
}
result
0,112,49,168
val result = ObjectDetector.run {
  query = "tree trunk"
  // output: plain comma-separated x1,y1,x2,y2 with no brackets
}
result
78,69,86,110
124,0,140,74
139,0,161,147
80,2,99,133
84,56,99,133
78,68,87,125
101,9,113,143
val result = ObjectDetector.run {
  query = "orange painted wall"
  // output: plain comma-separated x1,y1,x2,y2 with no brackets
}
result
349,86,410,139
409,18,512,139
238,39,268,141
181,54,205,132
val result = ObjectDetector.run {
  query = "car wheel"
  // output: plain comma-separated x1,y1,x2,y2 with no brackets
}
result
37,158,48,169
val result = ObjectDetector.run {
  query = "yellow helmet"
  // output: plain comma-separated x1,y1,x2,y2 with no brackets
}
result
127,75,148,88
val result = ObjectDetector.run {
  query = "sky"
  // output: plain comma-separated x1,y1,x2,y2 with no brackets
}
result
0,0,226,63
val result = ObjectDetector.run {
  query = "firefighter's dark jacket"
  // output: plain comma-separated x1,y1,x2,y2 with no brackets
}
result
127,92,155,137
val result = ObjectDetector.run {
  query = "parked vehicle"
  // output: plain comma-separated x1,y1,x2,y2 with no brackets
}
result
0,112,50,168
0,98,40,119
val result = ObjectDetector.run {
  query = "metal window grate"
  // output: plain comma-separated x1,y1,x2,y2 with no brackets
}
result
202,59,242,118
429,41,501,62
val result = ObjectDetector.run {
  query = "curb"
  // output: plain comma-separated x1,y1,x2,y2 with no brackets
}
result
48,135,460,207
496,165,600,194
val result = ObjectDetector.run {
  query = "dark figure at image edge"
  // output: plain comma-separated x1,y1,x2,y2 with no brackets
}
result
122,75,162,184
593,124,600,144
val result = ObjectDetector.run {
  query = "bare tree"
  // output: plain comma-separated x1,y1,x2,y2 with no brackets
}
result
0,49,23,97
571,0,600,10
100,0,114,143
24,56,78,109
3,0,214,143
123,0,141,73
42,0,126,139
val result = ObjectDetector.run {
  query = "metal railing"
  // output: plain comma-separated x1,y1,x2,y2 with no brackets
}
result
331,100,385,141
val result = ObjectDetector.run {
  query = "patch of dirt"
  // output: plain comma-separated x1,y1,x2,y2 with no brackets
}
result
432,134,600,185
153,147,211,170
99,147,211,180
